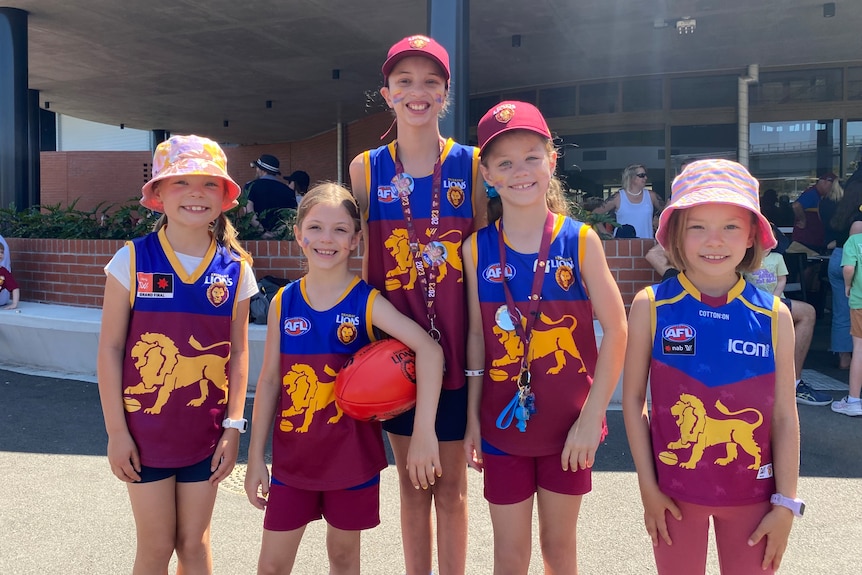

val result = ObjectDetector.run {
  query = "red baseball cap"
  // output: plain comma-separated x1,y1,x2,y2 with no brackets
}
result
382,35,450,84
477,101,552,154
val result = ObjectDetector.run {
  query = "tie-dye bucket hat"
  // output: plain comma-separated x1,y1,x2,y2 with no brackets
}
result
656,159,776,251
141,135,240,212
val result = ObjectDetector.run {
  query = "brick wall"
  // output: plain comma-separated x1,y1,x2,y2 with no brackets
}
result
39,110,396,213
6,237,660,309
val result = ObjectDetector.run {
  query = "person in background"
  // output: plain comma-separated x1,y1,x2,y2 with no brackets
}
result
243,154,297,236
827,175,862,370
788,171,835,256
834,218,862,416
285,170,310,207
592,164,665,239
0,236,13,307
0,243,20,310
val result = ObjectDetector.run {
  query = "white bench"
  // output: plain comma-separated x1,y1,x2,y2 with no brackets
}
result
0,302,267,389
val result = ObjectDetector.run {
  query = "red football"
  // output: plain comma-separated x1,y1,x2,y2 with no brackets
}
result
335,338,417,422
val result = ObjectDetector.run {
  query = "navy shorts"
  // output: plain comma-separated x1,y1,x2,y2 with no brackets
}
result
383,384,467,441
136,454,213,484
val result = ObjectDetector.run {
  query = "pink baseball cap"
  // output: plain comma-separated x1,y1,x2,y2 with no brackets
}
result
141,135,240,212
656,159,776,251
477,101,552,154
382,35,450,84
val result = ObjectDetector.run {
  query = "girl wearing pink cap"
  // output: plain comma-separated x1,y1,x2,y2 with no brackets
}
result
349,34,484,575
463,101,627,573
623,159,801,574
97,135,257,574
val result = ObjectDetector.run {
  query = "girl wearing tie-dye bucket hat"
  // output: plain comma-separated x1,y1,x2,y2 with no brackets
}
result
623,159,801,574
97,134,258,573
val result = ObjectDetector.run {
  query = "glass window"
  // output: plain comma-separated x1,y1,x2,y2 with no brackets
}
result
751,69,842,104
846,121,862,178
539,86,577,118
622,78,663,112
469,95,500,126
670,76,737,109
848,67,862,100
579,82,618,115
748,120,840,194
501,90,537,105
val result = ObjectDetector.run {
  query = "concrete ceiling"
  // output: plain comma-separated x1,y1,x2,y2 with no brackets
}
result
9,0,861,145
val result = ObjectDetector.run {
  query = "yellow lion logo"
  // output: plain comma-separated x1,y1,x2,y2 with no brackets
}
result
124,332,230,415
664,393,764,470
490,314,586,382
280,364,343,433
383,228,463,291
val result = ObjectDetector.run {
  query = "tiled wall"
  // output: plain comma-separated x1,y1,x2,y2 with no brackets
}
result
6,238,660,309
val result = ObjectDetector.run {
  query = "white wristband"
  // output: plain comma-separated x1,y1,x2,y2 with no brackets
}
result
464,369,484,377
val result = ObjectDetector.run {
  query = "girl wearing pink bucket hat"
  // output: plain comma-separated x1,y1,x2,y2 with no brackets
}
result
623,159,801,574
463,101,627,573
97,134,258,573
348,34,484,575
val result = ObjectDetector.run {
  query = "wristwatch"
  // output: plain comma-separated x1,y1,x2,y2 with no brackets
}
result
222,417,248,433
770,493,805,517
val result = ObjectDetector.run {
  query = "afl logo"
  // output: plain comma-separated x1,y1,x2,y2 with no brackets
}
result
662,324,695,342
283,317,311,336
483,263,516,283
377,186,399,204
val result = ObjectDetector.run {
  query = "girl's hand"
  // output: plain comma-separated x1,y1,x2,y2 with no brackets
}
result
748,507,793,571
107,431,142,483
561,418,602,471
406,431,441,490
463,420,484,472
244,458,271,510
209,428,240,485
640,486,682,547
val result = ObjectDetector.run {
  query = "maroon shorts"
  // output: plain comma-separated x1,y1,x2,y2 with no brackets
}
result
263,475,380,532
481,440,591,505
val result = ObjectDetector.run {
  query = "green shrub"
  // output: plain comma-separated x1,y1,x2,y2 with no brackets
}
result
0,198,296,241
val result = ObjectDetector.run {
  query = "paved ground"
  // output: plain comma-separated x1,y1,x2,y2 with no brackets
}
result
1,317,860,574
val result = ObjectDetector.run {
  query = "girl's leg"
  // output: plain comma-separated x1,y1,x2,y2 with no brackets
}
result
326,524,361,575
432,440,468,575
850,334,862,399
488,498,534,575
127,479,178,575
712,501,774,575
174,480,218,575
535,489,582,575
257,527,306,575
387,432,434,575
653,500,710,575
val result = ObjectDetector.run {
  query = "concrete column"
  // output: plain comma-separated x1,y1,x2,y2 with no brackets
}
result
428,0,469,142
0,8,29,209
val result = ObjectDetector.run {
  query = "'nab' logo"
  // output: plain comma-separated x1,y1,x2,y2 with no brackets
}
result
661,324,695,355
482,263,516,283
377,186,399,204
283,317,311,336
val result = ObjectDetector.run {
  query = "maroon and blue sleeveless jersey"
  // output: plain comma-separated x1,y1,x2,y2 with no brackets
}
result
362,138,479,390
122,228,245,467
472,215,599,456
271,276,387,490
647,273,778,506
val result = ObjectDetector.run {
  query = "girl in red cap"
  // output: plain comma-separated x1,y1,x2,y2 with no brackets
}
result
97,135,257,574
623,159,800,574
463,101,627,573
349,35,484,575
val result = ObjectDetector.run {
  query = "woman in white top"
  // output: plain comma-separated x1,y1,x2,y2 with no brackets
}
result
592,164,664,238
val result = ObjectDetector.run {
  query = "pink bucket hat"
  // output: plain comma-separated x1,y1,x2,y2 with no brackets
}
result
477,101,552,155
141,135,240,212
382,35,450,85
656,159,776,251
